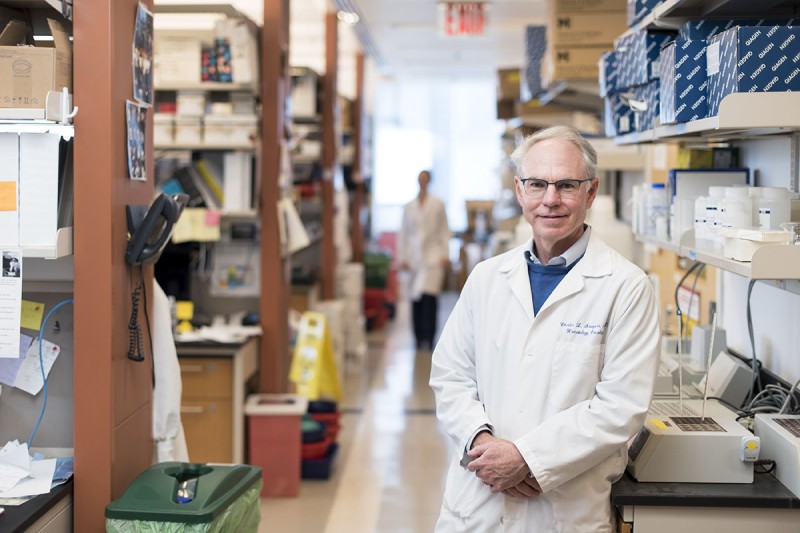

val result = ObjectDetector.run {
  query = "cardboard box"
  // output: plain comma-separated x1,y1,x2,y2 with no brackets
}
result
174,116,202,145
659,39,709,124
615,30,676,88
496,98,516,120
549,12,627,46
465,200,495,234
679,18,799,40
604,94,634,136
632,80,660,132
707,26,800,117
153,33,203,85
497,68,522,100
627,0,665,27
154,113,174,145
543,45,608,84
0,19,71,110
548,0,626,13
598,50,618,97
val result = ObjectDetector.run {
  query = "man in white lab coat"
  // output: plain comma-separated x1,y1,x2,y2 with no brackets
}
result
430,126,660,532
398,170,451,350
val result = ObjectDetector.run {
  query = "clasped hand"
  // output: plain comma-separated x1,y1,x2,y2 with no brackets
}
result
467,434,542,499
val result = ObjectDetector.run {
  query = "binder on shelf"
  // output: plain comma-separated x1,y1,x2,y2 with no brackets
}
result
195,159,224,206
56,138,74,229
223,151,253,211
19,133,59,247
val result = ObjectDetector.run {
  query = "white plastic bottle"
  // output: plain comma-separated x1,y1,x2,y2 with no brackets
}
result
694,196,711,250
758,187,792,230
645,183,668,238
722,186,753,230
705,186,726,252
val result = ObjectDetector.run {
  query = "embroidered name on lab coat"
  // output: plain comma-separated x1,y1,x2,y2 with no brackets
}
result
560,321,608,336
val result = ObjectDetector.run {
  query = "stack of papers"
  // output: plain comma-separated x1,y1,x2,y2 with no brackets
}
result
0,441,56,500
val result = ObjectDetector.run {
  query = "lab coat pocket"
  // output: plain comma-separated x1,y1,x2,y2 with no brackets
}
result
442,463,481,521
548,342,604,410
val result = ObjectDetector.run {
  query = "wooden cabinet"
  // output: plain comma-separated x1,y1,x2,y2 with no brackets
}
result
176,336,258,464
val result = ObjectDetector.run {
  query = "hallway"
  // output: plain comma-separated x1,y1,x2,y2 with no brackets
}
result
259,293,458,532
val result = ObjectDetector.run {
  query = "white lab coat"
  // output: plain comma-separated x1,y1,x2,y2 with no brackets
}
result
152,282,189,463
430,231,660,532
398,195,450,299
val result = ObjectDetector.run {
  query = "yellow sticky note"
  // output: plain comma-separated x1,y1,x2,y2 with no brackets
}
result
0,182,17,211
21,300,46,331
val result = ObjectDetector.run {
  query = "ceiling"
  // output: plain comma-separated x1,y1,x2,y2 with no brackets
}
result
350,0,548,78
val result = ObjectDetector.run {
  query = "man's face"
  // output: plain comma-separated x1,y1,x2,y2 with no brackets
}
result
418,171,431,190
515,139,598,252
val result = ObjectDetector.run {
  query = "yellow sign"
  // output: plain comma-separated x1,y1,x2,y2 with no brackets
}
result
289,312,342,402
0,182,16,211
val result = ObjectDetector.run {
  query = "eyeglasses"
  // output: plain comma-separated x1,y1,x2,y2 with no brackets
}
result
519,178,593,198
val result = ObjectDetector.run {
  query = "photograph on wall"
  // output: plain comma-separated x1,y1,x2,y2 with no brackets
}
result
126,100,147,181
133,1,154,106
1,250,21,278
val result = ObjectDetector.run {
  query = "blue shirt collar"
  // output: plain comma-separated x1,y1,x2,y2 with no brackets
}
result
526,225,591,267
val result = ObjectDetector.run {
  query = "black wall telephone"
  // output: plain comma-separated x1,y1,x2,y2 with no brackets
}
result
125,193,189,266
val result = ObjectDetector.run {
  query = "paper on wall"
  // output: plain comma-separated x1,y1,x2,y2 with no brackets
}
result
13,338,60,395
0,249,22,358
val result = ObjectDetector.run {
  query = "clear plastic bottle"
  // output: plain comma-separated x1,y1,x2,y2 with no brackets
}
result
758,187,792,230
646,183,668,238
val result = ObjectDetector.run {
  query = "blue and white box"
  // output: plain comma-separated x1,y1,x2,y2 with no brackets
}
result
615,30,676,88
633,80,660,131
707,25,800,117
680,18,799,40
627,0,665,27
659,39,708,124
599,50,618,97
604,94,634,137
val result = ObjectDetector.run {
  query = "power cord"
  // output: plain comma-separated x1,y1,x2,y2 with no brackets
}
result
28,299,75,448
754,459,776,475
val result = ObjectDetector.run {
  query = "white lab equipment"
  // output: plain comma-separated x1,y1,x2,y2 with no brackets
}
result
753,414,800,498
695,350,752,408
705,186,727,252
716,227,794,261
722,186,754,230
689,324,727,370
627,399,760,483
645,183,668,238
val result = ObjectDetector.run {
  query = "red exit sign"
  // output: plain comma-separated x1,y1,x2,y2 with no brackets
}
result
438,2,488,37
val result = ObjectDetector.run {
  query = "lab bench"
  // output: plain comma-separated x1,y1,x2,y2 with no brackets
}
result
176,336,259,464
613,472,800,533
0,479,73,533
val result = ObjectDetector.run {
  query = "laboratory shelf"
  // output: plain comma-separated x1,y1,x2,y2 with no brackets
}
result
0,120,74,138
23,227,73,260
636,230,800,280
623,0,792,36
154,82,259,94
616,93,800,145
155,143,255,151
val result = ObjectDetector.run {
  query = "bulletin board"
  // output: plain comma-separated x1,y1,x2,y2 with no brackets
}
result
0,291,74,448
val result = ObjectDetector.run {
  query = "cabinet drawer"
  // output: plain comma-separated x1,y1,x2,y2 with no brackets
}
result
179,357,232,398
181,399,233,463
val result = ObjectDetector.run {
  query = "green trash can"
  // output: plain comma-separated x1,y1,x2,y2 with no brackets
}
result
105,462,262,533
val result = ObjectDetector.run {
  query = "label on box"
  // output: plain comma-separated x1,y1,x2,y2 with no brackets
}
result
707,41,720,75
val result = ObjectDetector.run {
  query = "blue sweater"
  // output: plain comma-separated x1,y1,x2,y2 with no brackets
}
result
526,255,580,316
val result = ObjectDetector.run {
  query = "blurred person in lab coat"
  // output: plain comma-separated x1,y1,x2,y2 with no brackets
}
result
398,170,451,350
430,126,660,532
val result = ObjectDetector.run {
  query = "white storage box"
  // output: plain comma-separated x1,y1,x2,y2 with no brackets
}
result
176,90,206,116
153,34,202,85
204,115,258,146
174,116,202,145
153,113,174,145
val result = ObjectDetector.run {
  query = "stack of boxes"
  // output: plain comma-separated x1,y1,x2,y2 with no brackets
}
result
603,11,800,136
335,262,367,368
542,0,627,88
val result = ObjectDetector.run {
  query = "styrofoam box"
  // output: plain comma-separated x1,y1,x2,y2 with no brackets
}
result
203,115,258,146
153,113,174,145
174,117,202,145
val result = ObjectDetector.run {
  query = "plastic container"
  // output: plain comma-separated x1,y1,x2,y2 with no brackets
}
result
105,462,262,533
722,186,753,230
694,196,712,250
705,186,726,252
757,187,792,230
245,394,308,497
301,443,339,480
645,183,668,238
